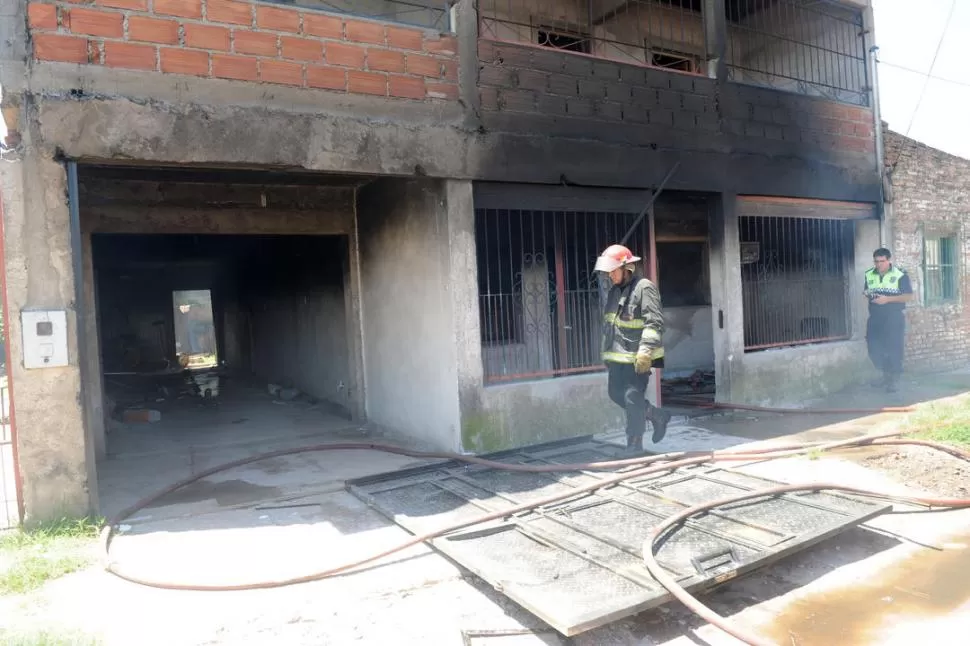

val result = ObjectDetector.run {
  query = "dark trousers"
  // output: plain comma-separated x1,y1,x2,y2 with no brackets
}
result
866,309,905,376
607,362,656,439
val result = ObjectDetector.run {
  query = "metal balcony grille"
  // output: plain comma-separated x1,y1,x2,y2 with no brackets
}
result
740,215,854,351
476,208,650,384
479,0,708,72
262,0,452,31
725,0,869,106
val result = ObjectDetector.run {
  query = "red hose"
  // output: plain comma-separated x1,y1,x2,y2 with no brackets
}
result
642,461,970,646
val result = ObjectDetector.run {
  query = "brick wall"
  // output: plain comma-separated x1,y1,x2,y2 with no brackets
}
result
26,0,458,101
477,39,874,160
883,128,970,371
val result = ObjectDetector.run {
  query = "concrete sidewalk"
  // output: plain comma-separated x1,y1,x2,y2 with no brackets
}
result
3,372,970,645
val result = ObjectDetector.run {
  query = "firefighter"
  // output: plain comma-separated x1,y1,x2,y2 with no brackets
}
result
864,247,913,392
594,244,671,453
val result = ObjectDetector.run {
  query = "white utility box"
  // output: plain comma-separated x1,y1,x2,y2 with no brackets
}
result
22,310,69,369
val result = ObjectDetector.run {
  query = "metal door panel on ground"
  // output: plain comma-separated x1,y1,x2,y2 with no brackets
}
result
348,437,890,636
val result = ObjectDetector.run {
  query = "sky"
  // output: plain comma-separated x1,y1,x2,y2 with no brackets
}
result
872,0,970,159
2,1,969,160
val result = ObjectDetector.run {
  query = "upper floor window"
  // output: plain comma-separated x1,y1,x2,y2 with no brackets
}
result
725,0,868,106
479,0,707,74
273,0,452,30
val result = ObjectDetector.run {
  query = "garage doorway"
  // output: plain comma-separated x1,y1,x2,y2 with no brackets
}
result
78,165,368,515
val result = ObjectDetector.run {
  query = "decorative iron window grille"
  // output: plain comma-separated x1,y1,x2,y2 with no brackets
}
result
739,215,854,351
922,233,960,306
262,0,452,31
475,208,649,384
478,0,708,73
725,0,869,106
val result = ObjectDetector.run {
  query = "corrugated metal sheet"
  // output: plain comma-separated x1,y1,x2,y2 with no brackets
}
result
348,437,889,636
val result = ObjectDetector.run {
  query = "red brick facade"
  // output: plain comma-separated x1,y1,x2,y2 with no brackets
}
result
26,0,459,101
883,129,970,371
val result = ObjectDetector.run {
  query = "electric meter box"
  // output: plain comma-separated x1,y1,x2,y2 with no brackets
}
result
22,310,69,369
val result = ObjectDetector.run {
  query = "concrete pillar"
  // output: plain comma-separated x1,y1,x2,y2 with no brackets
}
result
357,178,478,451
0,142,97,524
446,180,484,443
708,193,745,403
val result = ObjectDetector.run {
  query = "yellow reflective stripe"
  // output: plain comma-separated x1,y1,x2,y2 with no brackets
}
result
604,313,646,330
602,351,636,364
641,329,661,342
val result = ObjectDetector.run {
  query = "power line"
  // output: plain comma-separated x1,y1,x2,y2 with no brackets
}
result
891,0,957,170
879,60,970,89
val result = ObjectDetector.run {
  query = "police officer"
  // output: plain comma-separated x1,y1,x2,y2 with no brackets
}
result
864,247,913,392
594,244,671,454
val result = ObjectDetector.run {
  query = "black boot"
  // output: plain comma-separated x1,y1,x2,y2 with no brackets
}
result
650,408,672,443
622,432,644,456
885,373,899,393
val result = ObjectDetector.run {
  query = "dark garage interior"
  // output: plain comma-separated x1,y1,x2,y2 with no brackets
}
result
92,233,356,461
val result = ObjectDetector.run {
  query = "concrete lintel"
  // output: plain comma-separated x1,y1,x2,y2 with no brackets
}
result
25,62,465,129
85,205,354,236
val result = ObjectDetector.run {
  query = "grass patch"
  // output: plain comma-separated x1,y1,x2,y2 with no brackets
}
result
0,517,103,595
906,395,970,447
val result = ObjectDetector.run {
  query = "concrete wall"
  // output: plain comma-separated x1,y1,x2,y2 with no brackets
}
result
466,373,620,452
357,178,477,451
883,129,970,372
475,38,878,200
711,192,881,406
246,237,351,412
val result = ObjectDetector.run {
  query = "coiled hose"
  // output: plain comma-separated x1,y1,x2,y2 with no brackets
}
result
101,427,970,645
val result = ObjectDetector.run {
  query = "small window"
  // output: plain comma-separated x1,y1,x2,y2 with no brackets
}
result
923,235,959,305
537,27,591,54
649,49,700,74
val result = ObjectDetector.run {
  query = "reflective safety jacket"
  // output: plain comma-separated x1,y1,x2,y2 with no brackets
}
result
601,275,665,365
864,265,911,314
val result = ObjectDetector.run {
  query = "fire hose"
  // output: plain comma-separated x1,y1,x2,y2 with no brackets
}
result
101,426,970,646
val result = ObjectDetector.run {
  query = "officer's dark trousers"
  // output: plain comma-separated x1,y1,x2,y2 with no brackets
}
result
607,362,655,440
866,309,905,376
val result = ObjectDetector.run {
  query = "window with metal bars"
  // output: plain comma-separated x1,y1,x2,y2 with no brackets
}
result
922,234,960,306
475,208,650,384
725,0,869,106
261,0,451,30
739,216,854,351
478,0,707,73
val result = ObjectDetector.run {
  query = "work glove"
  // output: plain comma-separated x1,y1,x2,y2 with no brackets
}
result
634,350,652,375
